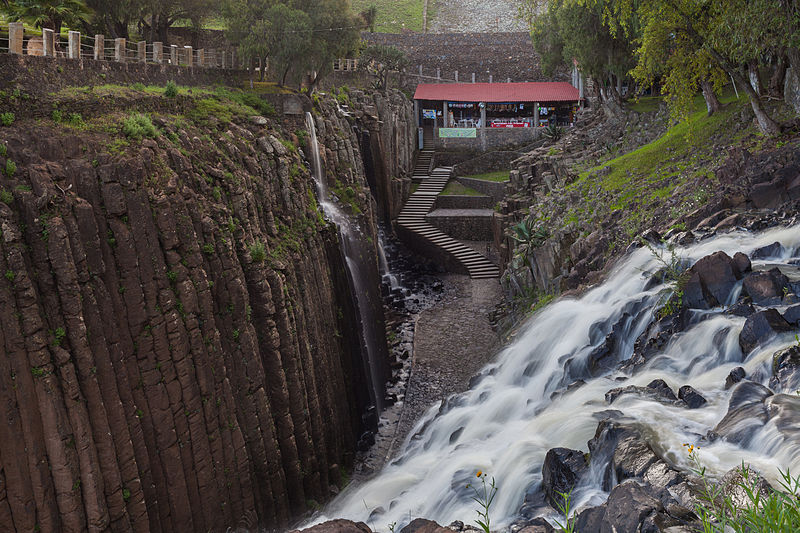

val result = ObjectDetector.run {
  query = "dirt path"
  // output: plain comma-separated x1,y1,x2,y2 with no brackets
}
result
389,274,502,456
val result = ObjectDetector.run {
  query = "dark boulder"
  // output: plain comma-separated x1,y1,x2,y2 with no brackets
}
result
517,517,555,533
398,519,449,533
606,379,678,405
541,448,588,509
574,481,665,533
724,367,747,389
710,381,773,445
727,300,755,318
783,304,800,325
294,520,372,533
769,345,800,392
683,251,742,309
742,268,790,305
751,242,785,260
739,309,794,355
678,385,707,409
732,252,752,276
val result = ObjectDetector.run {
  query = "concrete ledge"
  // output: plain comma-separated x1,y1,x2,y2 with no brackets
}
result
455,177,508,202
395,224,469,275
435,195,494,209
426,208,494,240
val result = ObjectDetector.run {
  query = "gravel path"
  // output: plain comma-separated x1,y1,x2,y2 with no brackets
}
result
429,0,529,33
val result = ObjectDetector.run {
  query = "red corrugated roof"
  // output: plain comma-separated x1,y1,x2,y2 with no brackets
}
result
414,82,580,103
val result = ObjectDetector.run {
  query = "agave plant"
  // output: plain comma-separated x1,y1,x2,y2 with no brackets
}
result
509,218,549,272
542,124,564,141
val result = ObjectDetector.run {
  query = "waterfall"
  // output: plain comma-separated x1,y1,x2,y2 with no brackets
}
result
308,225,800,529
305,111,387,412
377,228,401,290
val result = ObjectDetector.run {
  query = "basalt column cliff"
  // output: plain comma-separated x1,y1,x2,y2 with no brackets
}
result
0,86,413,532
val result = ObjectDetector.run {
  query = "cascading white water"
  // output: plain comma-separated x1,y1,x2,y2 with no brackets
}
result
305,111,387,411
377,229,401,290
308,225,800,530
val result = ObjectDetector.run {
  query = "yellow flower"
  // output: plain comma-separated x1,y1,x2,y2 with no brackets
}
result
476,471,482,477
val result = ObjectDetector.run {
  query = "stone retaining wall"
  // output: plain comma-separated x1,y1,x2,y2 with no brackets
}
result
435,195,495,209
363,32,566,84
426,209,495,240
0,53,244,96
454,150,523,176
456,177,508,202
434,127,541,152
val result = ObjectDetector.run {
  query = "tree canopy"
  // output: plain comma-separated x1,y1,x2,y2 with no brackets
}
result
525,0,800,134
224,0,361,91
359,43,408,92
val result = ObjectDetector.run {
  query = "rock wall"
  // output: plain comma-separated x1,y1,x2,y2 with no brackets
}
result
0,91,386,530
338,89,416,222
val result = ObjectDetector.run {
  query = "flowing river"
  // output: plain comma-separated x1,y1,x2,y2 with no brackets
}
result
308,224,800,530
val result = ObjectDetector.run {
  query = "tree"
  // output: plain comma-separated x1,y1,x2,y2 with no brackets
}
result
2,0,92,35
82,0,143,39
359,44,407,92
359,4,377,32
597,0,788,134
526,0,637,115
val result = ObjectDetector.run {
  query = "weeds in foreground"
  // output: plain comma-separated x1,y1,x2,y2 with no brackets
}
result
467,471,498,533
553,490,576,533
640,238,689,318
686,444,800,532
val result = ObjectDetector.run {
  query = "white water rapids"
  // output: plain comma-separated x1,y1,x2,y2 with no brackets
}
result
307,225,800,530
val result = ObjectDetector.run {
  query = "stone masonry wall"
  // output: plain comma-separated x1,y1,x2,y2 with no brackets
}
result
0,53,244,97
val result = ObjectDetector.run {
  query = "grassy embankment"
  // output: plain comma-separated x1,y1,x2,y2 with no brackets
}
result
529,90,796,254
351,0,428,33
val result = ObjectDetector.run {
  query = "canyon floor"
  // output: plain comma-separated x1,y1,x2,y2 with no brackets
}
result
352,265,502,479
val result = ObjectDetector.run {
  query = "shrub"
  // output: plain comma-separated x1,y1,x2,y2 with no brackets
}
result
4,160,16,177
202,243,214,254
131,82,145,91
0,189,12,204
66,113,83,126
0,143,6,157
0,112,14,126
122,113,159,141
51,109,63,122
164,81,178,98
249,241,266,263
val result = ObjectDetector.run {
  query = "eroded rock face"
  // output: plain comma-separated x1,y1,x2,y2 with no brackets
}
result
683,251,743,309
739,309,794,354
541,448,588,509
0,97,396,530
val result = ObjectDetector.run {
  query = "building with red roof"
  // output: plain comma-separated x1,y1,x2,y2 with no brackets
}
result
412,81,583,150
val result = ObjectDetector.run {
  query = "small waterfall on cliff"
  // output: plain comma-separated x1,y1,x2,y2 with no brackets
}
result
309,225,800,529
305,111,387,412
377,228,401,290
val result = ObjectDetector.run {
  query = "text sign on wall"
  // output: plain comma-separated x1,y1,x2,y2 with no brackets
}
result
439,128,477,138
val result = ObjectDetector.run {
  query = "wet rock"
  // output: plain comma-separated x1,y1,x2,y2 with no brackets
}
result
769,345,800,392
727,300,755,318
678,386,707,409
725,367,747,389
683,251,742,309
606,379,678,405
574,480,664,533
732,252,752,276
742,268,790,305
541,448,588,509
293,520,372,533
517,517,555,533
739,309,794,354
399,519,451,533
710,381,774,445
783,304,800,325
751,242,785,260
721,465,773,509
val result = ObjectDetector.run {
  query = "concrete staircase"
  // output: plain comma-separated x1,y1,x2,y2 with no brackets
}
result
397,167,500,280
414,149,434,176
